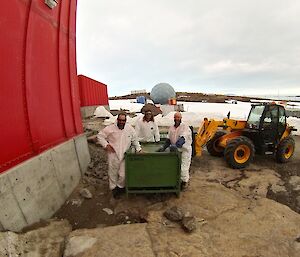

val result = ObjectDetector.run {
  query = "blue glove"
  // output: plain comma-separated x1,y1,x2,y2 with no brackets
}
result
169,144,178,152
176,136,185,148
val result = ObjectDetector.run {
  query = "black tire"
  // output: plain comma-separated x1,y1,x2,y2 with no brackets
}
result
207,131,227,157
276,136,295,163
224,136,255,169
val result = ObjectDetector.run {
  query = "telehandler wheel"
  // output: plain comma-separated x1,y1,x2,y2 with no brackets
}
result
276,136,295,163
207,131,227,157
224,136,255,169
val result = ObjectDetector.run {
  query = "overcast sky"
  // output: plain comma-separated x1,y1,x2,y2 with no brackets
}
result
76,0,300,97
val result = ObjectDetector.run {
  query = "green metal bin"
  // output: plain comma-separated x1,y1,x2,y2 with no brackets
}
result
125,142,181,197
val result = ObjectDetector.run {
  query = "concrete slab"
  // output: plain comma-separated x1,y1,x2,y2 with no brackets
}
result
74,135,90,175
0,220,71,257
64,224,155,257
0,135,89,232
51,139,82,197
0,175,27,231
8,151,65,225
80,106,97,119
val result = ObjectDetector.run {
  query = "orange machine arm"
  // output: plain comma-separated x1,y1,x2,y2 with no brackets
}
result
280,124,297,141
195,118,247,156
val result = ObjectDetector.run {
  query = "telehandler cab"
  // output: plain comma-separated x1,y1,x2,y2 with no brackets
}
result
195,103,297,169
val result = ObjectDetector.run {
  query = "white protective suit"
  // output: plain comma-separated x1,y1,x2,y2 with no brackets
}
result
135,118,160,142
97,123,141,190
168,123,192,183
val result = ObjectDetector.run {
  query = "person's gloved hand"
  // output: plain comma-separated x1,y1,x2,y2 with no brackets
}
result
176,136,185,148
156,139,171,152
156,147,166,152
169,144,178,152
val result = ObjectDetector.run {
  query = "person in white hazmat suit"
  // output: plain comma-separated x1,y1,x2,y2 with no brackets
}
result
135,110,160,142
158,112,192,190
97,113,142,198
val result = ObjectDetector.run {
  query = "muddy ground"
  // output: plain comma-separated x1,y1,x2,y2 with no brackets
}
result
54,143,171,229
54,125,300,230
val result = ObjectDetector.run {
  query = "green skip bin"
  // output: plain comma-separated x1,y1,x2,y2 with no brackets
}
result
125,142,181,197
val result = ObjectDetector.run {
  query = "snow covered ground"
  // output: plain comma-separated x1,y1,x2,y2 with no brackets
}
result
104,99,300,135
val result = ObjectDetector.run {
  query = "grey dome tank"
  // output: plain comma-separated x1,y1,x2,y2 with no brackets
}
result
150,83,176,104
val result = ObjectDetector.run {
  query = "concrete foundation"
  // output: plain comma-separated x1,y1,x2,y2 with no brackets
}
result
80,105,109,119
0,134,90,232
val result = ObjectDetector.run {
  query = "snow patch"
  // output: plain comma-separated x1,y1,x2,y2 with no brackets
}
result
105,100,300,135
94,106,113,118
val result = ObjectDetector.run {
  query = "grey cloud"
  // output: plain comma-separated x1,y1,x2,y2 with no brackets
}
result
76,0,300,96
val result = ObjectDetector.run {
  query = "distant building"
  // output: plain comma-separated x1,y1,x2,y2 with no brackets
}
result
225,99,238,104
78,75,109,118
131,89,147,94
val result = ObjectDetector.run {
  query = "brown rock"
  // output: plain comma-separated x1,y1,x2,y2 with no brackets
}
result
87,135,98,144
146,182,300,257
141,103,162,116
181,216,197,233
163,206,184,222
80,188,93,199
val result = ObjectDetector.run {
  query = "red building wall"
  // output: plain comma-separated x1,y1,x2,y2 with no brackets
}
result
0,0,83,173
78,75,109,107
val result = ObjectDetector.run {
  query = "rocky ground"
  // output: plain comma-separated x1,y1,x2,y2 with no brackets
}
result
192,137,300,214
1,120,299,256
54,126,300,231
109,91,254,103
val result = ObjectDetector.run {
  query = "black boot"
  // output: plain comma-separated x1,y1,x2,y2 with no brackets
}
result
180,181,189,191
112,187,121,199
118,187,126,194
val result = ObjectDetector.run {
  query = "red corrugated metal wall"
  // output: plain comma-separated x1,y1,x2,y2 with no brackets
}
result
0,0,82,173
78,75,109,106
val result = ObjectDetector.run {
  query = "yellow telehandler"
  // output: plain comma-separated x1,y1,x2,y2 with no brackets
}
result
195,103,297,169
